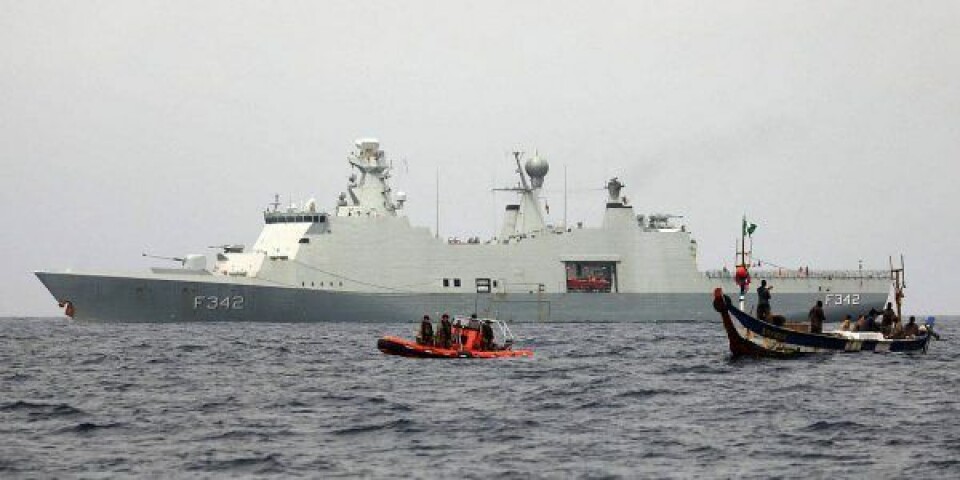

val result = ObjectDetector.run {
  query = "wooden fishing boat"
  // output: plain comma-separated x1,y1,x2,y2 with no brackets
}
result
716,219,933,358
377,316,533,359
712,288,933,358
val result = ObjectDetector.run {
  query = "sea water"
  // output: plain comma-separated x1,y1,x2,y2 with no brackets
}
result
2,317,958,478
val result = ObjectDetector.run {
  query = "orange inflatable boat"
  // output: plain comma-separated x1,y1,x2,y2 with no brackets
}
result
377,316,533,359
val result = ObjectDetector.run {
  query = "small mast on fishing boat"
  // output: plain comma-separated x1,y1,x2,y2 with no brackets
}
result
734,216,758,310
890,254,906,322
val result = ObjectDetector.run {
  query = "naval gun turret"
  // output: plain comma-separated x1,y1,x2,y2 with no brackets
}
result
142,252,208,271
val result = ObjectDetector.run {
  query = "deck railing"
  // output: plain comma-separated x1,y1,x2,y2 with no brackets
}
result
704,269,891,281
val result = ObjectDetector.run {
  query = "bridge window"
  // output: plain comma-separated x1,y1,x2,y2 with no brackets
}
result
264,214,328,224
443,278,450,287
298,238,309,244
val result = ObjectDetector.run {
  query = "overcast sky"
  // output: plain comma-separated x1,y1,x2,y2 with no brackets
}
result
2,1,958,316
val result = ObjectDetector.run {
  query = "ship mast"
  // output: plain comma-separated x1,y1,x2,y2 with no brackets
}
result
734,215,754,309
513,151,531,191
493,150,549,241
336,139,400,218
890,255,906,321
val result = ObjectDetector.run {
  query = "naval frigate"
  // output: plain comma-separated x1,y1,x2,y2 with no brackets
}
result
36,139,891,323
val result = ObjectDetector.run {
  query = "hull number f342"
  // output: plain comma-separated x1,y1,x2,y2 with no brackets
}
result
193,296,244,310
824,293,860,306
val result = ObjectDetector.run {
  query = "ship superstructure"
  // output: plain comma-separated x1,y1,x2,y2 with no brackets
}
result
36,139,892,323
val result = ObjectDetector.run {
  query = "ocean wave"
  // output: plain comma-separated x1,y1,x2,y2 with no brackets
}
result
176,344,207,352
78,354,110,365
800,420,868,433
198,429,293,442
332,418,420,436
1,317,958,477
199,397,238,412
1,400,85,418
186,453,285,474
615,388,679,399
58,421,123,434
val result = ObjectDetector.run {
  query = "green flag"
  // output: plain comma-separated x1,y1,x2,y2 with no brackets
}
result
742,218,758,236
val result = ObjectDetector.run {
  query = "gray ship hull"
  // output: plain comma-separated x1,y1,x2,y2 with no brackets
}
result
36,271,887,323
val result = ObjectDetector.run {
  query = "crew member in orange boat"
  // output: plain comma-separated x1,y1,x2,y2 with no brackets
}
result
418,315,434,345
481,320,495,350
438,314,452,348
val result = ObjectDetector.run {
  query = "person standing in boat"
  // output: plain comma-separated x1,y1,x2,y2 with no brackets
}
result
438,314,452,348
481,320,495,351
808,300,826,334
881,302,897,336
418,315,434,345
756,280,773,321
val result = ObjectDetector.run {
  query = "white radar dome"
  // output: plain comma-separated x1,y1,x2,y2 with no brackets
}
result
525,154,549,188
